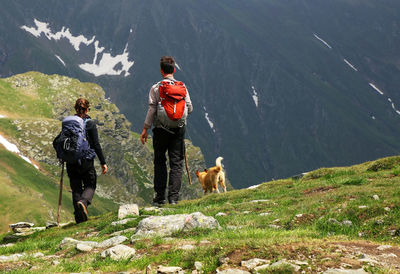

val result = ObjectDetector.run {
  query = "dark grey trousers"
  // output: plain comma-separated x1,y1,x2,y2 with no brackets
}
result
66,160,97,222
152,126,185,202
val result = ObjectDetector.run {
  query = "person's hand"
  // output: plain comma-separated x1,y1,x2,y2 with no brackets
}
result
101,164,108,174
140,128,148,144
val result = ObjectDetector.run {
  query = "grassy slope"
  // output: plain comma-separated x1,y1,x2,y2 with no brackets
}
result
2,156,400,272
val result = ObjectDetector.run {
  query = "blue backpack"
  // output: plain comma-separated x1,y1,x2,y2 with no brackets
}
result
53,116,96,164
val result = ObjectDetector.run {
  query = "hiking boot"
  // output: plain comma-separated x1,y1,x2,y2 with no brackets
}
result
152,199,166,207
77,201,88,222
169,200,178,205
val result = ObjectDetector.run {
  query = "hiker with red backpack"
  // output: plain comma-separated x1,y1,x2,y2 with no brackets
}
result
53,98,108,223
140,56,193,206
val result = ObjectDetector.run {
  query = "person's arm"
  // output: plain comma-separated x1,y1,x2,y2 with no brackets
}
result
141,85,158,144
185,89,193,114
86,120,107,173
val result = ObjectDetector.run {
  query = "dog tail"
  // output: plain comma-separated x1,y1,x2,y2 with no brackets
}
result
216,156,224,167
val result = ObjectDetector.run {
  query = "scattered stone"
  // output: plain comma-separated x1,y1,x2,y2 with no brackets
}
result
219,257,230,265
216,212,227,217
52,260,60,266
389,229,397,236
269,260,300,272
194,261,203,272
323,269,367,274
249,200,270,203
342,220,353,227
372,195,379,200
46,221,58,229
59,237,98,249
380,253,397,258
32,252,44,258
259,212,270,216
100,244,135,260
358,206,368,209
111,227,136,236
273,219,280,223
295,214,304,218
375,219,384,225
216,269,251,274
179,244,196,250
157,266,184,274
358,256,379,265
0,253,24,262
9,222,34,230
13,226,46,233
133,212,220,238
0,243,15,248
98,236,128,248
143,206,165,213
118,204,139,219
268,225,281,229
111,218,136,226
358,232,365,237
242,211,251,214
200,240,212,244
384,207,391,212
291,260,308,266
253,264,271,273
328,218,340,225
76,243,94,252
377,245,392,251
241,258,270,270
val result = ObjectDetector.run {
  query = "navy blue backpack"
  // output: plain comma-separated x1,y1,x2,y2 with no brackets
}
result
53,116,96,164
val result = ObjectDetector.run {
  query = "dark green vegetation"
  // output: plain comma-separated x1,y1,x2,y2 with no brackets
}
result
0,72,208,232
2,156,400,272
1,1,400,188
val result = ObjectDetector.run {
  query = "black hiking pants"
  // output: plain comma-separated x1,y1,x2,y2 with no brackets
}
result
152,126,185,203
66,160,97,223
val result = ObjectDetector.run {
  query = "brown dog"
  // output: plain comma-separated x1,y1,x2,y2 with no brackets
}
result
196,157,227,194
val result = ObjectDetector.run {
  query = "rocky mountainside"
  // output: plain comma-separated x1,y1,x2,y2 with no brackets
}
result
2,155,400,272
0,1,400,189
0,71,215,231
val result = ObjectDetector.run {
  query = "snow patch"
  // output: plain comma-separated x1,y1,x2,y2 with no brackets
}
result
0,134,39,169
371,116,376,120
247,184,260,189
369,83,384,95
313,33,332,49
175,63,182,71
251,86,259,107
203,106,216,133
343,59,358,71
55,55,66,66
21,19,134,77
130,28,133,33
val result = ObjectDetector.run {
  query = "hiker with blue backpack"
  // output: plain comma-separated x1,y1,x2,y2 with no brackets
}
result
140,56,193,206
53,98,107,223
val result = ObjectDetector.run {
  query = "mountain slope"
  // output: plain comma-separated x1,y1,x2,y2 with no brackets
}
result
0,1,399,188
0,71,211,232
2,155,400,272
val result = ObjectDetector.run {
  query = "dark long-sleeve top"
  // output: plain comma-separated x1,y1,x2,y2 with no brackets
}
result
85,118,106,165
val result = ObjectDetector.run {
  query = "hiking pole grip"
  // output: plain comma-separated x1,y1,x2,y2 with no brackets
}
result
57,161,65,226
184,147,192,185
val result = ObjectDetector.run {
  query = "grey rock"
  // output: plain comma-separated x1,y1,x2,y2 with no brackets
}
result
179,244,196,250
216,212,227,217
111,227,136,237
268,225,281,229
118,204,139,219
0,253,24,262
219,257,230,265
253,264,271,273
216,269,251,274
241,258,270,270
100,244,135,260
32,252,44,258
59,237,98,249
133,212,220,238
358,206,368,209
9,222,34,231
328,218,340,225
46,222,58,228
249,200,270,203
323,269,368,274
76,243,94,252
52,260,60,266
0,243,15,248
194,261,203,271
377,245,392,251
259,212,270,216
157,266,184,274
111,218,136,226
98,236,128,248
372,195,380,200
342,220,353,227
384,207,391,212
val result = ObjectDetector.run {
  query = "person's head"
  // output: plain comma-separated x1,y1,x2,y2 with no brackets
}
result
74,98,90,117
160,56,175,75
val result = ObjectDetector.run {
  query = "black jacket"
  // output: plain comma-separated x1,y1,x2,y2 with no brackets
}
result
85,116,106,165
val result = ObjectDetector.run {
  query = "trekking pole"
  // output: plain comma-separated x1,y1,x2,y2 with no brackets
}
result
184,144,192,185
57,161,65,226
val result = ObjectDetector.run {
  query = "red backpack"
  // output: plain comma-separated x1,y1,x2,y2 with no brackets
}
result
156,80,188,128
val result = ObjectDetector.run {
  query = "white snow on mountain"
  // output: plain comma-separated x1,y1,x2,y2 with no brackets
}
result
203,106,216,133
21,19,134,77
175,63,182,71
313,33,332,49
343,59,358,71
79,43,134,77
251,86,259,107
130,28,133,33
0,134,39,169
55,55,66,66
21,19,95,51
369,83,384,95
371,116,376,120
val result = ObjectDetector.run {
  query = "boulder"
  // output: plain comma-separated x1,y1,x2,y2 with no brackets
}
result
241,258,270,270
76,243,93,252
0,253,24,262
100,244,135,260
59,237,98,249
118,204,139,219
157,266,184,274
9,222,34,232
98,236,128,248
133,212,220,238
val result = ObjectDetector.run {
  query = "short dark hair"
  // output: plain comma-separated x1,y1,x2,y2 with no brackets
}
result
74,98,90,116
160,56,175,74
